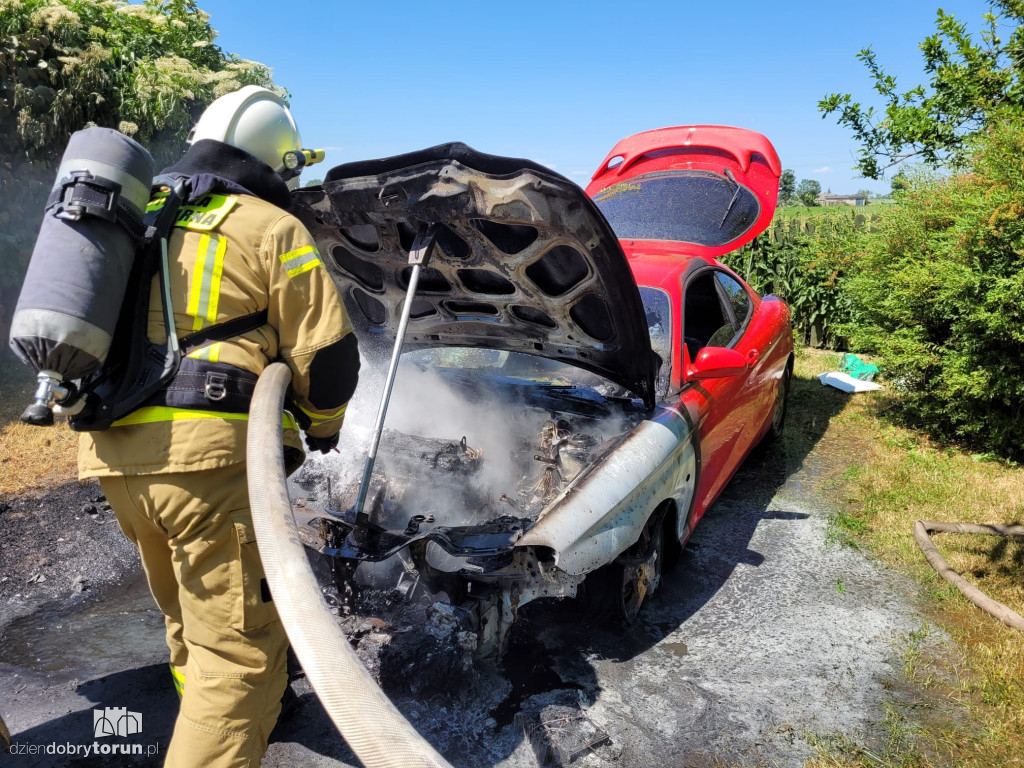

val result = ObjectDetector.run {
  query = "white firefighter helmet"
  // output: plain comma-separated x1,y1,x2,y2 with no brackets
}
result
189,85,309,188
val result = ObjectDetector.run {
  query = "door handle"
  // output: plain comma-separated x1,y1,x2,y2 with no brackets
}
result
746,349,759,367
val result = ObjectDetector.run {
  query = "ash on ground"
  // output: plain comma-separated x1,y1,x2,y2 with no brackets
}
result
332,586,476,696
0,479,140,628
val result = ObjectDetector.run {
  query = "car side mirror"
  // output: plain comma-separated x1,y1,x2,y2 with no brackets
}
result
686,346,747,380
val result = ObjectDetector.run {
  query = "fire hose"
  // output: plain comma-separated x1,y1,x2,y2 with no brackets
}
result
247,362,452,768
914,520,1024,633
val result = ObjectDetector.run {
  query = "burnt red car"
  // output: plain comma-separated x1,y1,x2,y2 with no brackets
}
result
292,124,791,656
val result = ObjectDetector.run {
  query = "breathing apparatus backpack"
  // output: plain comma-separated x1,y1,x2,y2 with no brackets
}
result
9,127,269,431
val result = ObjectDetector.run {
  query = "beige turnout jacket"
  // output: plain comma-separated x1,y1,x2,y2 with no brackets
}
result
79,189,354,477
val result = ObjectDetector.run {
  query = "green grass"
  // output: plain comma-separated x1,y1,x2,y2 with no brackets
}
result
791,349,1024,768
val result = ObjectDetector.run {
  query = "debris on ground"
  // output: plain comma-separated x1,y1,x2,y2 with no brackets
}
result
516,703,611,766
839,353,879,382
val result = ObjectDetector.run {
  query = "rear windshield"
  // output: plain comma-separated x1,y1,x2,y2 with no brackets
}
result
592,170,760,246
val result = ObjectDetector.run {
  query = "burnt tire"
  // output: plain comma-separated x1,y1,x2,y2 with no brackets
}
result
580,512,664,625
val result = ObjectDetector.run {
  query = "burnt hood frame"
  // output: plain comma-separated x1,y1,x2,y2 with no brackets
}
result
291,143,658,409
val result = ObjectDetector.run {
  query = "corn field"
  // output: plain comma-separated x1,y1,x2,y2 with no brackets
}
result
723,209,878,348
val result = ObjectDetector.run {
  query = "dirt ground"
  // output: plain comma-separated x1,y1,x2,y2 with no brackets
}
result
0,389,928,768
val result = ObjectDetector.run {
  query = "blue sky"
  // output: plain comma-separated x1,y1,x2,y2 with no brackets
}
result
199,0,992,195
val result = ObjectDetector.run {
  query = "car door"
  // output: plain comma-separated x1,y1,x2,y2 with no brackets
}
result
681,267,759,520
712,270,771,464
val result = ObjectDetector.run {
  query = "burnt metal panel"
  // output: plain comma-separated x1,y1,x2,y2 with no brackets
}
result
292,143,658,408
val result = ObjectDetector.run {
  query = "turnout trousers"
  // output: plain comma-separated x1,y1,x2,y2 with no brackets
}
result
99,462,288,768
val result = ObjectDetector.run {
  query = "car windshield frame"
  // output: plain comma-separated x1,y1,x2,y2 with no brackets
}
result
592,169,762,247
638,286,672,397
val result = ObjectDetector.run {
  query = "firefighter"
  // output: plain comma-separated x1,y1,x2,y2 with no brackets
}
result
77,86,359,767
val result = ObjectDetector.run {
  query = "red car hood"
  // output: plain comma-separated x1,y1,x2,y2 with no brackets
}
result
585,125,781,260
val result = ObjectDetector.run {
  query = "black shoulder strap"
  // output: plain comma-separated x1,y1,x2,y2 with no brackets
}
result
179,309,269,356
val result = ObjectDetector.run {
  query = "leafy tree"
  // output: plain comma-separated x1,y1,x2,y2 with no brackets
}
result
856,189,873,199
302,177,324,187
0,0,279,165
778,168,796,204
819,2,1024,179
890,173,910,195
796,179,821,206
0,0,279,350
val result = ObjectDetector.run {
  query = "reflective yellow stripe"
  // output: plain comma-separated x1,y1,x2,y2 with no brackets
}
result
299,402,347,426
187,234,212,327
188,341,222,362
112,407,299,431
114,407,247,426
206,236,227,322
279,245,322,278
187,234,227,331
169,664,185,696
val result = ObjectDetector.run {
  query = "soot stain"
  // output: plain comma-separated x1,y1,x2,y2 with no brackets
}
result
490,627,584,727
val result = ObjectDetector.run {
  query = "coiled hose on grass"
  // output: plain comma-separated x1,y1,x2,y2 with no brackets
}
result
914,520,1024,633
247,362,452,768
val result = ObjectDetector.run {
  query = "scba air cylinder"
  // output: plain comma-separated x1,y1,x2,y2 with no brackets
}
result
9,127,154,390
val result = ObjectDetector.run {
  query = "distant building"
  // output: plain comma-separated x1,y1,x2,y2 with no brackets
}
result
816,192,869,207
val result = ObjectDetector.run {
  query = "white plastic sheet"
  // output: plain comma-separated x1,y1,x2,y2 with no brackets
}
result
818,371,882,393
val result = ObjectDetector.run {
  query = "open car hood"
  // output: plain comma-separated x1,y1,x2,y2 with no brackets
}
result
291,143,658,408
584,125,781,260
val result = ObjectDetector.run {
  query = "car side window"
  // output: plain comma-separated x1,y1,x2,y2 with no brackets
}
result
682,271,735,359
715,272,751,329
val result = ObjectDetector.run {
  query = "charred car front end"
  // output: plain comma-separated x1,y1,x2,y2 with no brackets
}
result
291,144,697,657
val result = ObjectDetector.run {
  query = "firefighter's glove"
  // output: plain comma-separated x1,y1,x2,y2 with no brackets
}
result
305,432,340,455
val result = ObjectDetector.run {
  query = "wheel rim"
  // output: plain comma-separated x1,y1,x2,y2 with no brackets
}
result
617,521,663,623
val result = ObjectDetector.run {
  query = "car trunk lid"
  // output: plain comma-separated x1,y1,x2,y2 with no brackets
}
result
585,125,781,260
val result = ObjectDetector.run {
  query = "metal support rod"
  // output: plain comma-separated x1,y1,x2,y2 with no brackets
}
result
353,224,437,518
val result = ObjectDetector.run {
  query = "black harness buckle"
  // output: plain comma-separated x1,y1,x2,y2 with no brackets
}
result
51,170,121,223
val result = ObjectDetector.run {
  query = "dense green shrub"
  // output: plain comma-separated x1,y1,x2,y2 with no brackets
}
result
0,0,278,164
843,117,1024,458
722,208,868,347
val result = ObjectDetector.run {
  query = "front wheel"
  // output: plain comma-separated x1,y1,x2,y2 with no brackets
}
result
616,519,663,623
581,513,664,624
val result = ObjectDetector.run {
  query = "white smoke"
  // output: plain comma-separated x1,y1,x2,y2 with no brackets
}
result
298,350,635,529
299,354,521,520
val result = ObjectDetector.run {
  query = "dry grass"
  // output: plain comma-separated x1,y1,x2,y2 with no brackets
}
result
795,348,1024,768
0,354,78,496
